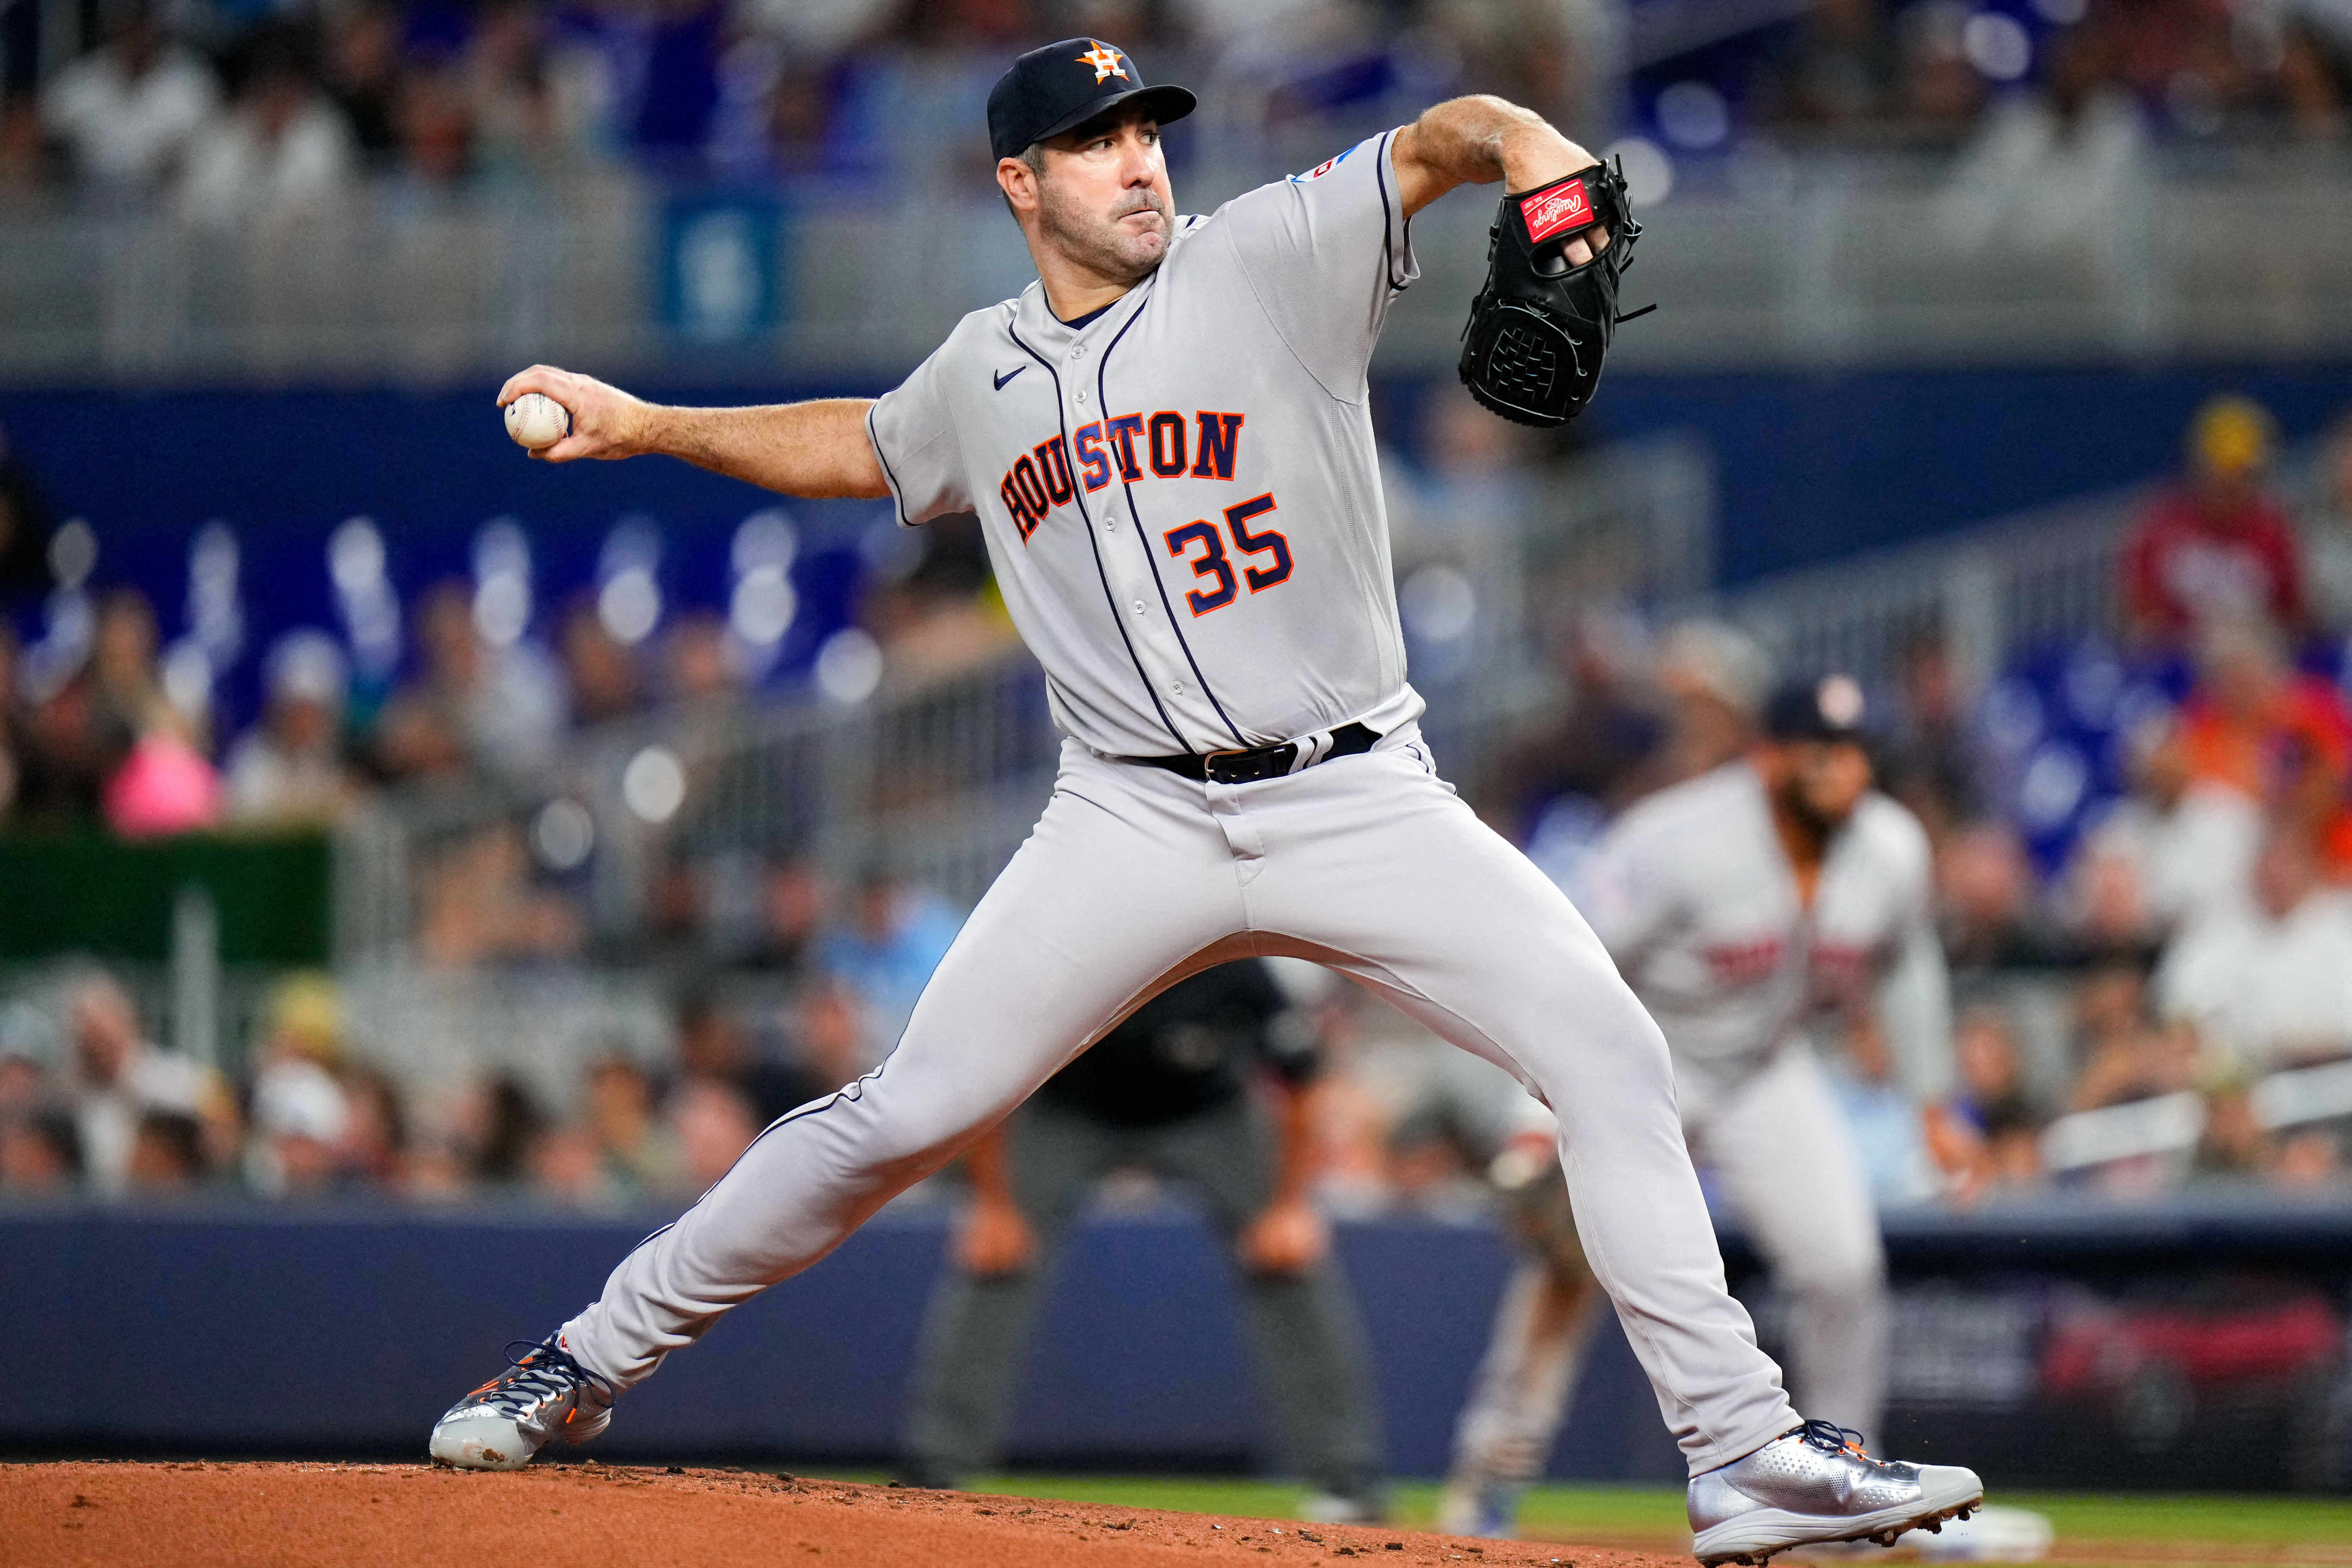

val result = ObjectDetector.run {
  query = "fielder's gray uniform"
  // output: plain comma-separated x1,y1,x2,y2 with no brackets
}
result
557,132,1802,1475
1450,762,1950,1495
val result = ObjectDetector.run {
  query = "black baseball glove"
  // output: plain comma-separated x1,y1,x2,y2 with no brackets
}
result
1458,160,1650,428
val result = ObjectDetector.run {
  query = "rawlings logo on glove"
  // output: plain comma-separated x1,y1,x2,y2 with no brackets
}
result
1519,180,1594,243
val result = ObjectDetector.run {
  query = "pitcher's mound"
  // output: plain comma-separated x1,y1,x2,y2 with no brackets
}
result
3,1461,1689,1568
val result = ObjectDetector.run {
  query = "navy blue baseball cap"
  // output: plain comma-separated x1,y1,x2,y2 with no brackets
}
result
987,38,1196,162
1763,674,1868,742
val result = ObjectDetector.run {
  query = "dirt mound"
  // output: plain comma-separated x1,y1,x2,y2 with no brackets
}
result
2,1461,1690,1568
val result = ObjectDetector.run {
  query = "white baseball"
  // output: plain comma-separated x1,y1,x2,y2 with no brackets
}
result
504,391,571,450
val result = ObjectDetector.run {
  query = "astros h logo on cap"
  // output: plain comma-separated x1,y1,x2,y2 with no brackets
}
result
1076,42,1127,83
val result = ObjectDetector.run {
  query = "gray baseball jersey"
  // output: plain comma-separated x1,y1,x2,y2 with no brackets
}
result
1581,761,1955,1114
866,129,1425,758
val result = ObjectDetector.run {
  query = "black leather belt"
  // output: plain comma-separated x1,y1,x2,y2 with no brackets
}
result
1122,722,1381,785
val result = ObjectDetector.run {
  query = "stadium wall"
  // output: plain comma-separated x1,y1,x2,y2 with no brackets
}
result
5,1203,2348,1490
6,364,2350,601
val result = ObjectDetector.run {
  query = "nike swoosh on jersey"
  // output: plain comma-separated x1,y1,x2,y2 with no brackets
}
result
993,365,1026,391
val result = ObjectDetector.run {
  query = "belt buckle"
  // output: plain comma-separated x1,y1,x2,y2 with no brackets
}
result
1205,743,1296,784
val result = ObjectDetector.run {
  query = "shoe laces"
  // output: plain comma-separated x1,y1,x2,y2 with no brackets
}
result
1790,1418,1871,1461
478,1338,610,1416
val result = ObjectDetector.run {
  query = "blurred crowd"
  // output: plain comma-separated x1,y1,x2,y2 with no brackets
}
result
7,395,2352,1215
1490,394,2352,1205
0,0,2344,214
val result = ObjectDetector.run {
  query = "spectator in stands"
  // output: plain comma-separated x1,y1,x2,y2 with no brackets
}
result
1939,27,2144,254
176,25,357,229
1937,819,2041,969
392,64,477,187
2298,410,2352,632
1485,609,1668,842
2068,710,2262,944
2068,959,2197,1112
462,0,561,179
1952,1004,2037,1136
2121,396,2304,647
1752,0,1902,135
321,1,404,168
0,89,57,194
729,853,829,973
816,869,962,1061
529,1123,619,1209
62,969,235,1196
338,1064,410,1191
244,973,352,1196
224,629,354,825
1889,0,1987,146
2275,21,2349,142
1651,618,1775,786
39,1,218,190
464,1072,546,1189
2176,618,2352,872
125,1108,208,1193
864,519,1017,691
666,1073,758,1191
559,596,646,730
1878,630,1986,842
2157,826,2352,1070
1,1107,83,1192
20,587,170,821
375,580,563,784
0,1033,47,1115
670,987,825,1126
582,1052,678,1197
415,821,583,966
94,589,221,837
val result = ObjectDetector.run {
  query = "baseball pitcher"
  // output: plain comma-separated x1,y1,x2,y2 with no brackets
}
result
429,39,1983,1563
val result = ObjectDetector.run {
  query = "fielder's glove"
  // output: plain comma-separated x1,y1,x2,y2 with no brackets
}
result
1457,160,1651,428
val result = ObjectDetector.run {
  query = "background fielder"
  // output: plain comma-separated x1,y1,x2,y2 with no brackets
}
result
430,38,1982,1560
1440,676,1967,1538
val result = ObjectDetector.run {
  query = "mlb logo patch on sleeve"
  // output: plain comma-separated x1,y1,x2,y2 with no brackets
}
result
1520,180,1593,242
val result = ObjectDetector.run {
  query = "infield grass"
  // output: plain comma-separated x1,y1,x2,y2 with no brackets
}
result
930,1477,2352,1566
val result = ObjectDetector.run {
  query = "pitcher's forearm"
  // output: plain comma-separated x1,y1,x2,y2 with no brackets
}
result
648,398,889,499
1394,96,1595,215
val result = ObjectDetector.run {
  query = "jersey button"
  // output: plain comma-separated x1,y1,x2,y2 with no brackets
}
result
1131,600,1146,614
1074,390,1088,404
1170,682,1184,695
1072,345,1087,359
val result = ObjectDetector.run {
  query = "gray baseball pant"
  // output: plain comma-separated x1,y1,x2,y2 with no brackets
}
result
900,1095,1385,1498
560,730,1800,1475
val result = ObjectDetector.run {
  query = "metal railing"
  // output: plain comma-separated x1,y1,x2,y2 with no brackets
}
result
1713,484,2141,693
5,148,2349,384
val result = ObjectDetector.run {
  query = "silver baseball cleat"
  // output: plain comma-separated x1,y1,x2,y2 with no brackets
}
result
1688,1419,1984,1566
429,1335,614,1471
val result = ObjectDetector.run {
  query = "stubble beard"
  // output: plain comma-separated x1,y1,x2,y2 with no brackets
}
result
1038,180,1172,287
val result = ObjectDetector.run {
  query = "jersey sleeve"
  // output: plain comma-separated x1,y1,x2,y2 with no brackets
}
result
866,341,972,528
1212,128,1420,399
